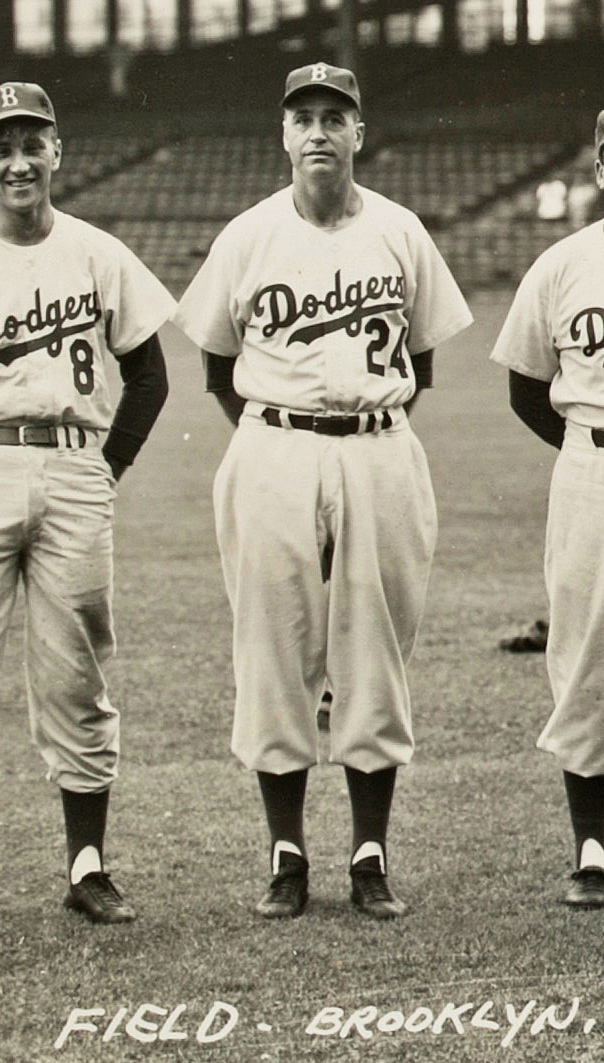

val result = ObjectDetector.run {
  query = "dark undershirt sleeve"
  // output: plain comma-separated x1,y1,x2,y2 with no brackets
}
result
411,350,433,389
204,350,236,392
508,368,565,449
102,332,169,475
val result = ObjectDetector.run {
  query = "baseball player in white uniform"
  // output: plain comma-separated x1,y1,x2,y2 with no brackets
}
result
491,109,604,908
174,62,472,919
0,82,175,923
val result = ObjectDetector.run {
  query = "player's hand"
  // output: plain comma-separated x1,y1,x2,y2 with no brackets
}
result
103,452,127,482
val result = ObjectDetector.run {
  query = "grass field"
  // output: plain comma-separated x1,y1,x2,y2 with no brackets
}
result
2,288,603,1063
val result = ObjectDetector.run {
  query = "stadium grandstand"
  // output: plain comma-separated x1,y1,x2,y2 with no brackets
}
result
2,0,604,295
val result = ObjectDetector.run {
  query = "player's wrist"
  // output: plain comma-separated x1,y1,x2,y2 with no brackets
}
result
102,448,128,481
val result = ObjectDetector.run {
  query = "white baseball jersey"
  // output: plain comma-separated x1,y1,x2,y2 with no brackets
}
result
174,183,472,774
490,221,604,427
0,209,176,429
173,185,473,411
491,219,604,775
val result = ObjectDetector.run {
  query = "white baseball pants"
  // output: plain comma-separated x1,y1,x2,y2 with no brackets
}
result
214,407,437,774
0,441,119,792
541,420,604,776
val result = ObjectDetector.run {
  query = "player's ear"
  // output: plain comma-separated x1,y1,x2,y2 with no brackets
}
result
354,121,365,154
52,136,62,172
282,118,290,155
595,157,604,191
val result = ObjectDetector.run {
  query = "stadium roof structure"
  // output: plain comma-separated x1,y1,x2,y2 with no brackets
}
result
6,0,602,58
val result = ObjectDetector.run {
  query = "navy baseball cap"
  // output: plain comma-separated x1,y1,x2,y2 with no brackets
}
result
281,62,361,112
596,110,604,155
0,82,56,126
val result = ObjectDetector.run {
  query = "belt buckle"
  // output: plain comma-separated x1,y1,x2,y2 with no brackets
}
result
17,426,29,445
311,414,324,433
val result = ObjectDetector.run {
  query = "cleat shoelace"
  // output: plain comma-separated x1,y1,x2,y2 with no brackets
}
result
269,867,306,903
353,871,395,903
79,872,125,908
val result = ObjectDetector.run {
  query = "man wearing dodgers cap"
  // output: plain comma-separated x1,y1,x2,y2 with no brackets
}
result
281,61,362,110
0,82,175,924
173,61,471,921
491,109,604,908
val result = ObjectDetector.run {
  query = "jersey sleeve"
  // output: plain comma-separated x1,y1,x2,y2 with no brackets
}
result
171,227,243,357
490,256,559,381
405,221,473,354
102,239,177,357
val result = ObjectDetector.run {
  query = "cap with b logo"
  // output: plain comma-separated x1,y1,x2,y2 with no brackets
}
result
0,82,56,126
281,62,361,112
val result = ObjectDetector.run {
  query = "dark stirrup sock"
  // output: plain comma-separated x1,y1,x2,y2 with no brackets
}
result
257,769,308,868
563,770,604,866
61,787,109,877
345,765,397,865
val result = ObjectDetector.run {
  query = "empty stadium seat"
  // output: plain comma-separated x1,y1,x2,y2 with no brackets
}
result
54,128,588,295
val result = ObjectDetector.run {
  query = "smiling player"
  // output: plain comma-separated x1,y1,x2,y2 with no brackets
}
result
0,82,175,923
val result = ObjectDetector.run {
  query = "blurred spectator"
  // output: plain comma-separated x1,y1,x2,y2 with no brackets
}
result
107,42,133,99
536,177,567,220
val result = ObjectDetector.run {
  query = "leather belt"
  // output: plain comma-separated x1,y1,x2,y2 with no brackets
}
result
0,425,89,447
592,429,604,448
261,407,393,436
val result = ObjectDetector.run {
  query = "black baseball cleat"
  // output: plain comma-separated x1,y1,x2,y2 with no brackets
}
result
563,866,604,908
499,618,549,653
64,871,137,924
256,855,309,919
350,856,407,919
